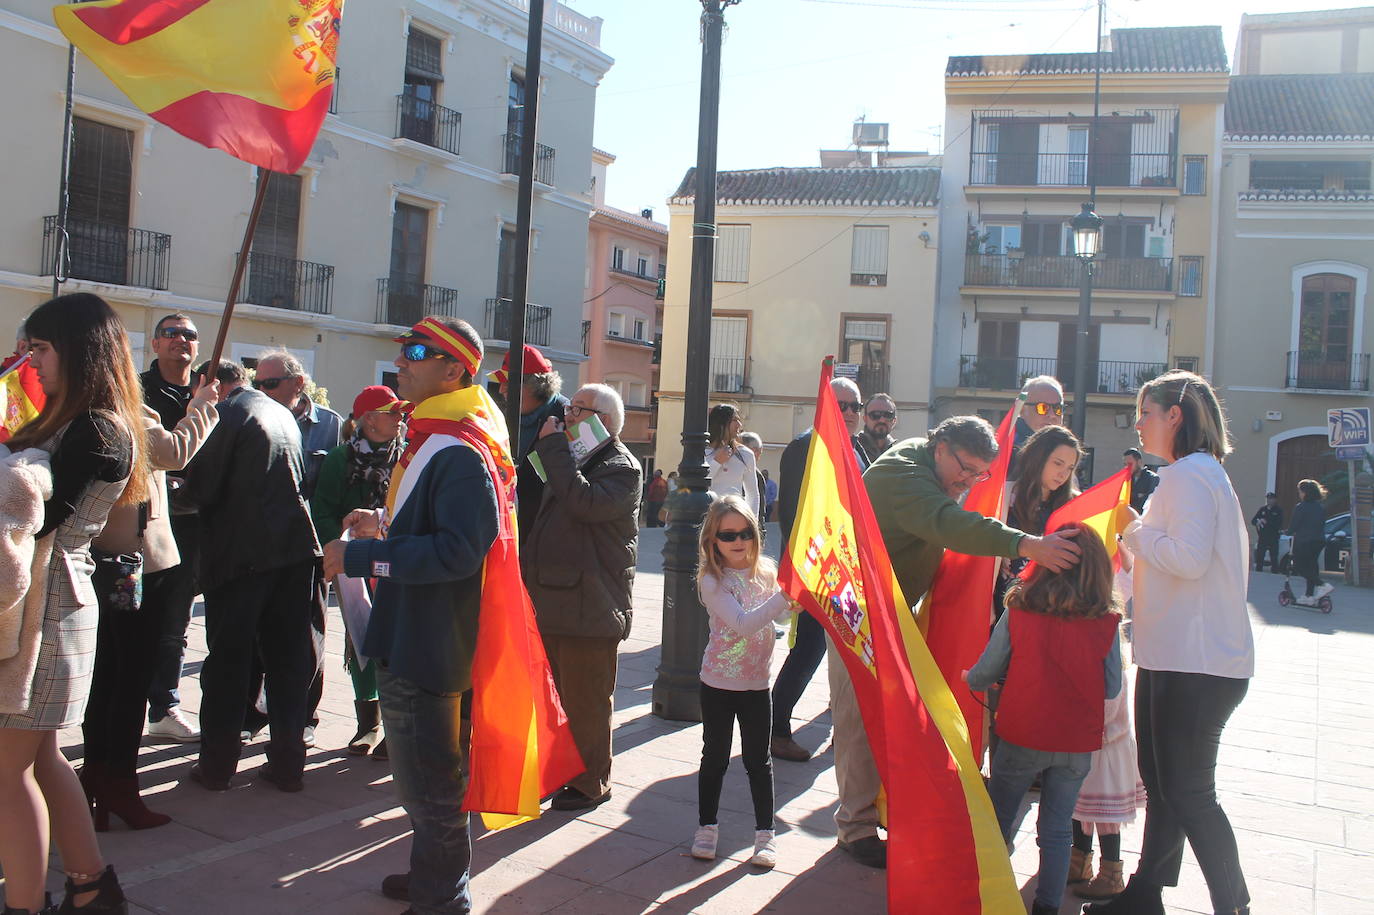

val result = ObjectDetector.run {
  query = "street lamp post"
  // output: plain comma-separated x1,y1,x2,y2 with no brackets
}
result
652,0,739,722
1069,201,1103,440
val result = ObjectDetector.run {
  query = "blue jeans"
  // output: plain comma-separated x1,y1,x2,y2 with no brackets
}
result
987,740,1091,909
377,666,472,915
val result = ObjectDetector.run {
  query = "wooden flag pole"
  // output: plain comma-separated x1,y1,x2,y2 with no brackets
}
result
207,171,273,371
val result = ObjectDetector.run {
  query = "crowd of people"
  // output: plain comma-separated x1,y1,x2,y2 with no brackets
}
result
0,291,1290,915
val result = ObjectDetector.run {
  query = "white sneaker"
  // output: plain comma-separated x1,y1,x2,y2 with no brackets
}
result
147,708,200,743
750,829,777,868
1314,583,1334,599
303,726,317,748
691,824,718,860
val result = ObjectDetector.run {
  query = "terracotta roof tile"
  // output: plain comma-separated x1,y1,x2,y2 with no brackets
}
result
947,26,1228,77
1225,74,1374,140
670,166,939,207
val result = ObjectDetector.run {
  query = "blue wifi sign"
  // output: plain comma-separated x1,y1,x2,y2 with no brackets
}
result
1328,407,1371,451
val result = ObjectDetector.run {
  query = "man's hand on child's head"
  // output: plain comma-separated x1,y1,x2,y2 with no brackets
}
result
1018,527,1082,572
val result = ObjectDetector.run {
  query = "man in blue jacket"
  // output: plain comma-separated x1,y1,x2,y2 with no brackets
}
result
323,317,498,915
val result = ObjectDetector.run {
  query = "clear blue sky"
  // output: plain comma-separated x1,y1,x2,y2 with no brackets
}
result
565,0,1344,215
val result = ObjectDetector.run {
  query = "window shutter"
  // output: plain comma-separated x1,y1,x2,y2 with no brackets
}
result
851,226,889,275
714,225,750,282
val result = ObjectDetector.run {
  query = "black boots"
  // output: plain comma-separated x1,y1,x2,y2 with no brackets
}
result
1081,875,1164,914
57,865,126,915
348,699,383,755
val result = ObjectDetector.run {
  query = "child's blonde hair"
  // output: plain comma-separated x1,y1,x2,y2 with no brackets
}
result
696,495,776,589
1004,522,1119,619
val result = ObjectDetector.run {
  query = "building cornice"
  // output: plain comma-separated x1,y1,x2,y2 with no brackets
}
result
1224,138,1374,150
437,0,614,86
666,203,937,220
946,72,1229,100
0,8,63,47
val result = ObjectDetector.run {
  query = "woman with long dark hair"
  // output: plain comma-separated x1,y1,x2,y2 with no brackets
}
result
706,403,759,517
1286,478,1328,604
0,293,148,915
994,425,1083,618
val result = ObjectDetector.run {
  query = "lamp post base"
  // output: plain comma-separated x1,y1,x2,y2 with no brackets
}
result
651,485,713,722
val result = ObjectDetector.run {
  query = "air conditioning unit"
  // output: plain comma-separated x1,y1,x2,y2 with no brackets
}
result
714,373,743,393
853,121,890,147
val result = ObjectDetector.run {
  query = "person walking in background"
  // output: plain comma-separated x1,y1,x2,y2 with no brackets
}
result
706,404,759,517
1286,479,1330,604
1122,448,1158,514
645,469,668,528
524,383,640,812
0,292,150,915
1250,491,1283,573
967,523,1123,915
690,496,799,869
762,469,777,523
1090,370,1253,915
310,385,407,760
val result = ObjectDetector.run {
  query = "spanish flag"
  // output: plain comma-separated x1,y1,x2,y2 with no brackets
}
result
1026,466,1134,575
0,353,45,444
779,358,1020,913
918,403,1017,762
53,0,341,173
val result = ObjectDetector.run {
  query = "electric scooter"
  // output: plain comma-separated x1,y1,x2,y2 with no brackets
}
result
1278,576,1333,613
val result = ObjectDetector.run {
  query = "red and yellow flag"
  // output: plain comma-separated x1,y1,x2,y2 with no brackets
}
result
53,0,341,173
918,403,1017,762
779,358,1020,913
0,353,45,444
1024,466,1134,576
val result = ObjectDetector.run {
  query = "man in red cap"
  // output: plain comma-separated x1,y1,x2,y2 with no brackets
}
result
492,344,567,542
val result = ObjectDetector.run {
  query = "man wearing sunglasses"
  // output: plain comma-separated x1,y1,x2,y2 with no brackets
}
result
856,393,899,465
1013,375,1066,459
829,415,1083,869
254,349,343,505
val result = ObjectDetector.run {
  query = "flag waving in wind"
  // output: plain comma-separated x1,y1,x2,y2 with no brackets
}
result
53,0,341,172
778,358,1020,913
1022,466,1134,578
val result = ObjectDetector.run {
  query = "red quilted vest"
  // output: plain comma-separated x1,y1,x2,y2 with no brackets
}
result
995,608,1121,753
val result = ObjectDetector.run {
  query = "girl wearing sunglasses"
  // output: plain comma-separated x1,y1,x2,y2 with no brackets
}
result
690,495,800,870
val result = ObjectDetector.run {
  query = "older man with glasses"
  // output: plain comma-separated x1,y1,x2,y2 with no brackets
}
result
254,349,342,503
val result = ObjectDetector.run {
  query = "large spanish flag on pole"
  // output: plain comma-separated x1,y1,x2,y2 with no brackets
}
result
917,402,1018,762
53,0,341,173
0,353,45,445
779,358,1020,913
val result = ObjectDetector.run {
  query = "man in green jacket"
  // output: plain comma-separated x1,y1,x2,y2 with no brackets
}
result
828,415,1081,868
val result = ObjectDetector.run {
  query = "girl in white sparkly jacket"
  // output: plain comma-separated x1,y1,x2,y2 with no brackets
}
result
689,495,799,870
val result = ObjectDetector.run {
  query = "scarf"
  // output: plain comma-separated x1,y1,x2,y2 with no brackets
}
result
383,385,582,828
344,433,403,511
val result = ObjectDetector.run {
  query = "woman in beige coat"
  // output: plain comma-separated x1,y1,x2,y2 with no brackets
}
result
79,385,218,831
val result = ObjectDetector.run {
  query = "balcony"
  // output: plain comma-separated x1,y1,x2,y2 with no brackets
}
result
42,215,171,290
501,133,555,185
375,278,460,326
485,297,551,347
959,355,1165,395
651,333,662,365
963,254,1173,293
581,319,591,356
606,331,655,349
855,363,890,396
968,109,1178,190
502,0,602,48
239,251,334,315
394,94,461,156
711,356,746,394
1285,352,1370,392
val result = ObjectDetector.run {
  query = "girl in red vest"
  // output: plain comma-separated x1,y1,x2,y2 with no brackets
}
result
966,522,1123,915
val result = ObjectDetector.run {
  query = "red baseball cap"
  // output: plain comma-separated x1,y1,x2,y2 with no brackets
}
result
352,385,406,418
490,344,553,386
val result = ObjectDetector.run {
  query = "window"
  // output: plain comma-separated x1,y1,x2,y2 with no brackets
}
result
714,225,750,283
657,261,667,279
1068,127,1089,186
608,312,625,337
842,316,890,394
1250,159,1371,192
247,170,303,308
710,315,748,391
1174,356,1198,373
627,381,647,408
970,319,1020,389
1299,274,1354,364
982,224,1022,255
850,226,889,285
1178,256,1203,296
1101,222,1146,259
390,202,429,291
1182,156,1207,195
507,71,526,139
612,246,625,271
401,30,443,145
67,117,134,285
637,254,650,277
633,317,646,341
496,227,517,300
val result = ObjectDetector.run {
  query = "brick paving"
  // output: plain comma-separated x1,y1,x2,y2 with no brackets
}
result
27,527,1374,913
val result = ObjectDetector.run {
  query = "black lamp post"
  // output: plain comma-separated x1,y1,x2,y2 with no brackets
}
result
1069,201,1103,440
652,0,739,722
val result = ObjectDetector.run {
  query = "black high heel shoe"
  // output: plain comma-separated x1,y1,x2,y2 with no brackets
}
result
56,866,126,915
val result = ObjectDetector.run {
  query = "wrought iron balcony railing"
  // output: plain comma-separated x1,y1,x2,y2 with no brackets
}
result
42,215,171,290
968,152,1177,189
394,94,461,155
581,319,591,356
959,355,1165,394
964,254,1174,293
501,133,555,185
485,297,551,346
239,251,334,314
1286,352,1371,392
375,277,460,326
710,356,746,393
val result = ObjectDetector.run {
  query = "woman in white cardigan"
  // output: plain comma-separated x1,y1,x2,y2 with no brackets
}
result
705,403,759,517
1088,371,1252,915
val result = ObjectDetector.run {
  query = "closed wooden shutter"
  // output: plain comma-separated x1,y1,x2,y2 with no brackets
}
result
851,226,889,276
714,225,750,283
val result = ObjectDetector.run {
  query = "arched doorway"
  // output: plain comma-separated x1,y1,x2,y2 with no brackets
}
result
1275,434,1349,517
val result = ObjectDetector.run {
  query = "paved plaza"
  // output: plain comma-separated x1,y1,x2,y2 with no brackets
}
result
33,527,1374,914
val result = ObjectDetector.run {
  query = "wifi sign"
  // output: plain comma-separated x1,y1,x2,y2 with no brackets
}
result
1328,407,1372,449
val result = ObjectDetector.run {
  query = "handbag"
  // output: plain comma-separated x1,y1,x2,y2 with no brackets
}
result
92,502,146,612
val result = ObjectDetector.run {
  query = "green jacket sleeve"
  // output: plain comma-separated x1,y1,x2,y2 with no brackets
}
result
310,444,350,542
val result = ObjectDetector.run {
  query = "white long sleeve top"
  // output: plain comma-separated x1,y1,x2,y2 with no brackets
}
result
707,445,760,517
1122,452,1254,679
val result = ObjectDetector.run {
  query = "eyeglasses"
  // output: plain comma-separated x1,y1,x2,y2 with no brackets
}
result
400,343,451,363
565,403,606,421
715,528,756,543
156,326,199,341
252,376,291,391
949,447,993,484
867,410,896,421
836,400,863,414
1029,401,1064,417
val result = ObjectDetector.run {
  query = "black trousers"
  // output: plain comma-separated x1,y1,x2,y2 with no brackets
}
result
1293,541,1322,595
1135,668,1250,913
147,514,199,721
197,560,318,782
83,562,187,777
1252,537,1279,573
699,683,773,831
770,611,826,738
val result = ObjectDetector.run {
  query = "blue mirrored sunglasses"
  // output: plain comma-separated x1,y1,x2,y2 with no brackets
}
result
401,342,450,362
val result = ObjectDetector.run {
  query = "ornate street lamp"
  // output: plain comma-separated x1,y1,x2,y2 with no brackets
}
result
1070,201,1104,260
1068,201,1103,440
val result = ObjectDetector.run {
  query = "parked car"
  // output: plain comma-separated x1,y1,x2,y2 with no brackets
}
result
1278,512,1353,574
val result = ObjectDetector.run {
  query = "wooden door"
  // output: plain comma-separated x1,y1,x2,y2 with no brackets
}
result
1276,435,1349,517
1092,122,1132,187
1057,322,1100,393
997,122,1039,186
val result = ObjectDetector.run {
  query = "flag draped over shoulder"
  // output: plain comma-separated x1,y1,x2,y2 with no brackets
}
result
53,0,341,172
0,354,45,445
778,358,1020,913
918,403,1017,763
1024,466,1134,576
385,385,583,830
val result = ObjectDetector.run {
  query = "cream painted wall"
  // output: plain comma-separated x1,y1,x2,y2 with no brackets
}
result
1259,29,1344,74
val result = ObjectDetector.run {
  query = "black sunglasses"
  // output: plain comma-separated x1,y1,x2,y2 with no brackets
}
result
867,410,896,421
252,376,290,391
715,529,756,543
157,326,199,341
836,400,863,414
401,342,451,362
